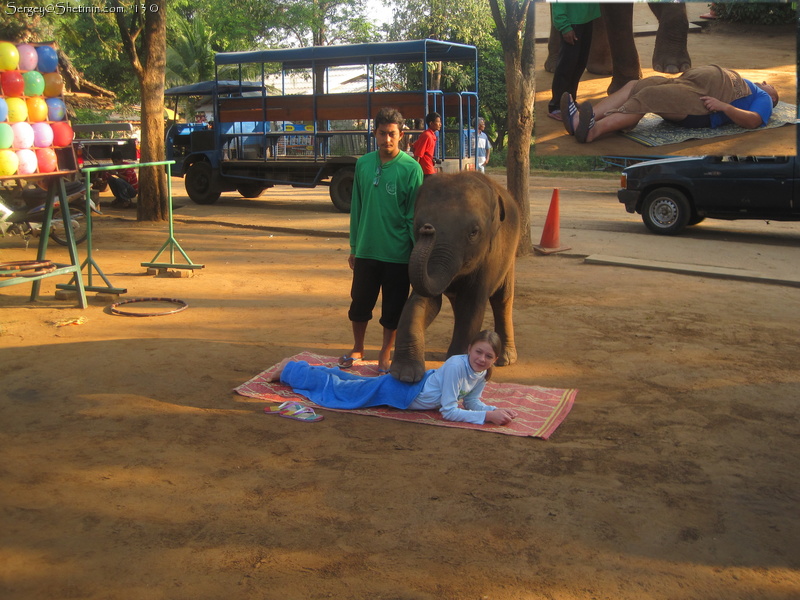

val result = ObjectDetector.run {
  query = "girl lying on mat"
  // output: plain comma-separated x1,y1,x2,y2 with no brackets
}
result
268,330,518,426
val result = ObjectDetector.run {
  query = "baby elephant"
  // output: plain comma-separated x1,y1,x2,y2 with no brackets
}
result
391,171,521,383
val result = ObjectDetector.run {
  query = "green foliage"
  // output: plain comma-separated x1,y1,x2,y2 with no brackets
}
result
530,154,602,173
166,16,216,86
710,2,795,25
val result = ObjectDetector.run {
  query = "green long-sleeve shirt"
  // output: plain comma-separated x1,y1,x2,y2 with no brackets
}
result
550,2,601,34
350,150,423,264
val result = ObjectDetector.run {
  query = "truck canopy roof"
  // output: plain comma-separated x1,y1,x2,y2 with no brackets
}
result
214,39,477,69
165,80,264,97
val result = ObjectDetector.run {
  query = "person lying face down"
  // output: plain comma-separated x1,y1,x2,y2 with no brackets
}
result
268,330,519,426
559,65,779,143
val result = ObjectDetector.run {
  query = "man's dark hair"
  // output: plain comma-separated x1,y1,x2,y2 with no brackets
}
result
375,107,405,128
425,112,441,127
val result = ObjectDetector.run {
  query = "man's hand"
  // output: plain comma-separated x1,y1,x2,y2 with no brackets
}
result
699,95,764,129
699,95,728,113
348,254,355,270
562,30,577,45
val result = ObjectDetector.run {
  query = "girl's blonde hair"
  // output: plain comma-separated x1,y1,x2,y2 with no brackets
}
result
468,329,503,380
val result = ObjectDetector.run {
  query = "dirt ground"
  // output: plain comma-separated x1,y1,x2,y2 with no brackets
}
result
1,183,799,599
534,4,797,156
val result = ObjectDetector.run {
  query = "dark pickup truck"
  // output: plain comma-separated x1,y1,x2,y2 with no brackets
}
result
618,155,800,235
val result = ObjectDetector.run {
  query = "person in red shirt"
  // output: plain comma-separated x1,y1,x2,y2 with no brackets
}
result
412,112,441,177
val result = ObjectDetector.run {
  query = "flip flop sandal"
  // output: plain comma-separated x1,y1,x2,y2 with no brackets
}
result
559,92,578,135
337,355,362,368
575,101,595,144
265,401,324,422
547,110,563,122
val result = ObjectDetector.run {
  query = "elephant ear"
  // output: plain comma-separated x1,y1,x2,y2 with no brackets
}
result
491,191,507,237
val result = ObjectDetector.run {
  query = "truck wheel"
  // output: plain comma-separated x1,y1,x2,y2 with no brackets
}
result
186,161,221,205
642,188,691,235
237,185,266,199
329,167,354,213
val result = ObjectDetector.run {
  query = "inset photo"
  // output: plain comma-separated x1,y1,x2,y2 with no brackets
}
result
534,1,797,157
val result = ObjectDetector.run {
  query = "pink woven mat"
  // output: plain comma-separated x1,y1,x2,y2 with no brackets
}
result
234,352,577,439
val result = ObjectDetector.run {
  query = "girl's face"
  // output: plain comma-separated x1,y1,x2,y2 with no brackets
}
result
467,341,497,373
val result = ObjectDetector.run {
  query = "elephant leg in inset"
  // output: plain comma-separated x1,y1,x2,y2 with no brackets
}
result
586,14,612,76
545,25,560,73
649,2,691,74
600,3,641,94
445,282,493,358
390,292,443,383
488,271,517,367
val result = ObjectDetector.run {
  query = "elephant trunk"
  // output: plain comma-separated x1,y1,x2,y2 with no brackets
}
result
409,223,460,297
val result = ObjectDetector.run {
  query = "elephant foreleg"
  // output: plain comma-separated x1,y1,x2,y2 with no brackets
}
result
600,3,641,94
390,292,442,383
489,271,517,367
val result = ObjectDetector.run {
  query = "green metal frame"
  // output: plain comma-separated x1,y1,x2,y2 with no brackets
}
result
0,176,88,308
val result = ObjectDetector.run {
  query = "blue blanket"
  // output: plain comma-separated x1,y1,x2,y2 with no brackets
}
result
281,360,433,410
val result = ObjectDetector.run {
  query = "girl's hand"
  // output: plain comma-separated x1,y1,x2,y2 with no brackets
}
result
485,409,518,425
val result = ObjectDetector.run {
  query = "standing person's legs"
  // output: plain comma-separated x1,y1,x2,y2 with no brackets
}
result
549,33,585,114
378,261,411,372
345,258,382,365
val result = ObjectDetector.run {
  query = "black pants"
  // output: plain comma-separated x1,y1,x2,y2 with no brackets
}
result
348,258,410,330
549,21,595,113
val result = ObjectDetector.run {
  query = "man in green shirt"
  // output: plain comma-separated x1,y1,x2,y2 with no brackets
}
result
340,107,423,372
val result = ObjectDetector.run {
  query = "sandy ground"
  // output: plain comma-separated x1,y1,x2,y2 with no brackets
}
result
1,178,799,599
534,3,797,156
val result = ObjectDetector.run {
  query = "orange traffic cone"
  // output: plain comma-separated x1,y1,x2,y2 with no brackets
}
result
533,188,571,255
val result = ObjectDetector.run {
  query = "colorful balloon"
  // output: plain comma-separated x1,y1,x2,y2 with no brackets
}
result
11,122,34,149
0,149,18,176
1,70,25,97
50,121,73,147
0,42,19,70
35,148,58,173
31,122,53,147
22,70,45,96
46,98,66,121
43,72,64,97
35,45,58,73
0,98,7,122
6,97,27,123
0,123,12,148
17,43,38,71
25,97,48,122
16,149,37,174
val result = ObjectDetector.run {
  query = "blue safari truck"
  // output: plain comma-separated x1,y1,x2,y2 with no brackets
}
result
164,39,480,212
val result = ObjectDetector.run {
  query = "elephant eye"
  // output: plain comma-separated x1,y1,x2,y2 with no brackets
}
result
468,225,480,241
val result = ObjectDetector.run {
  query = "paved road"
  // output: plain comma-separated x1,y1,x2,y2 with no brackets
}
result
165,173,800,286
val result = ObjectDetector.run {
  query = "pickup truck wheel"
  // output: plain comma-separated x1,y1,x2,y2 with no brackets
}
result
237,185,266,199
330,167,354,213
186,161,221,205
642,188,691,235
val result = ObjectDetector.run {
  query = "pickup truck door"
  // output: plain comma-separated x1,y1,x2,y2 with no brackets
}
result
691,157,794,214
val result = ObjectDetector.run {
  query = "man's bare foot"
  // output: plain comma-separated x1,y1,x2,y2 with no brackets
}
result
267,357,292,382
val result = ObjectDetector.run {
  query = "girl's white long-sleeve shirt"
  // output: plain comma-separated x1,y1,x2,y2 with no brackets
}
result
409,354,497,424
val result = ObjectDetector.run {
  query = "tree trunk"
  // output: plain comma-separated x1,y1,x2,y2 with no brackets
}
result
137,3,168,221
113,0,168,222
489,0,534,255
